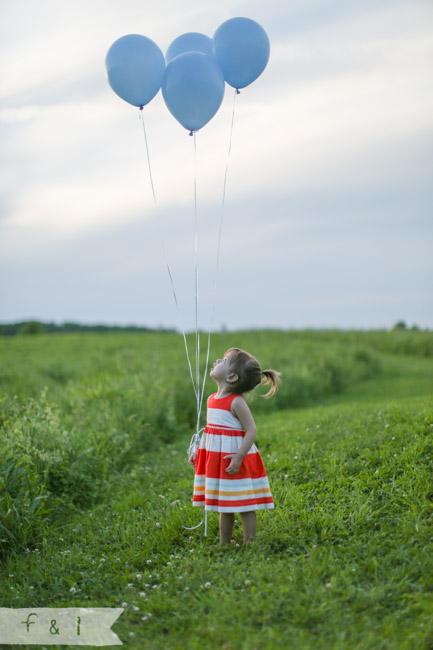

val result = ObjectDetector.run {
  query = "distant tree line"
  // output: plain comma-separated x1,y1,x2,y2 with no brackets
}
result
392,321,421,331
0,321,176,337
0,320,426,337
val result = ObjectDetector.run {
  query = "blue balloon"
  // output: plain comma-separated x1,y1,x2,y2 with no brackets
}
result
213,17,270,90
162,52,225,132
105,34,165,107
166,32,213,64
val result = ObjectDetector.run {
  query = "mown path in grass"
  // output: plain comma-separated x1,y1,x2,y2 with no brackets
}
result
1,353,432,650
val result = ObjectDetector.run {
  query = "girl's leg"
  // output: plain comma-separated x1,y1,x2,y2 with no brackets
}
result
219,513,235,545
240,511,257,546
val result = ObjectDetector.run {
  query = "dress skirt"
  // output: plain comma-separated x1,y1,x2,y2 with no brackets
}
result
193,424,275,513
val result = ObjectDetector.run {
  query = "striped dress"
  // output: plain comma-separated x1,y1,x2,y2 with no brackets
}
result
193,393,275,513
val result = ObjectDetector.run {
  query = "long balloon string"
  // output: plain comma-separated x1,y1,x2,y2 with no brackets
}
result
193,132,201,436
185,90,238,538
139,109,198,399
139,97,238,539
198,88,238,418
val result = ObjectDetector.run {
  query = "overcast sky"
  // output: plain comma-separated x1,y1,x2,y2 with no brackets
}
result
1,0,432,331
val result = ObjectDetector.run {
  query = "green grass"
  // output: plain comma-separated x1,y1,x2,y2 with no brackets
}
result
0,330,432,649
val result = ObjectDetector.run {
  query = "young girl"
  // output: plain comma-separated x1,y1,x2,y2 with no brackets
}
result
189,347,281,546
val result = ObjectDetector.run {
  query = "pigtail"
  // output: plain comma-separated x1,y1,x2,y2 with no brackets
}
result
261,369,282,398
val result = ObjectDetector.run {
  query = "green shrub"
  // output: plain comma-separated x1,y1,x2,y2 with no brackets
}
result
0,440,50,558
18,321,45,336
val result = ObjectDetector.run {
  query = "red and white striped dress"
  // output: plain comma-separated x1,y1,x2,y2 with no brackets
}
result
193,393,275,513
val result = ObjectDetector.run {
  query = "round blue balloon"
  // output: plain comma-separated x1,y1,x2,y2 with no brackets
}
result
162,52,225,132
213,17,270,89
105,34,165,107
166,32,213,64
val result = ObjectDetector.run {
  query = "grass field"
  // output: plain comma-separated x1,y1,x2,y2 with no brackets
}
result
0,329,432,649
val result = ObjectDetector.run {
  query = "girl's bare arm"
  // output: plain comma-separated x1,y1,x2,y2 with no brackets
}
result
226,397,257,471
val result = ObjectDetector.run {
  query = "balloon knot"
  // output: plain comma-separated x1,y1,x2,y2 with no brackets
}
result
189,130,194,136
236,89,241,95
139,106,144,111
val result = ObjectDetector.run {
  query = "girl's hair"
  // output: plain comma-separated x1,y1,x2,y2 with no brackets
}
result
224,347,281,398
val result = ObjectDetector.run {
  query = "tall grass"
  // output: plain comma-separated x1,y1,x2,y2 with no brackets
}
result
285,328,433,357
0,331,383,559
0,329,432,647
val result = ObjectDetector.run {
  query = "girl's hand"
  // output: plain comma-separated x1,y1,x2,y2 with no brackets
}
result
224,454,242,475
188,450,197,467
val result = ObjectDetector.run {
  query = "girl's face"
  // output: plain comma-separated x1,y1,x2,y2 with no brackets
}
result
210,353,233,381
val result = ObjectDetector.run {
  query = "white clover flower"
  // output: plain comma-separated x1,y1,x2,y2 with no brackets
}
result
136,574,142,579
325,583,332,588
155,522,161,528
244,579,251,585
70,587,77,593
144,584,150,588
139,592,146,598
146,560,152,564
132,606,139,611
122,602,128,608
127,583,134,589
129,632,135,637
185,587,189,591
204,582,211,588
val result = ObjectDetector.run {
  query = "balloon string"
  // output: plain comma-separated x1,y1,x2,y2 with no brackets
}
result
139,108,157,205
193,132,201,435
139,109,198,399
198,88,238,419
185,91,237,538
